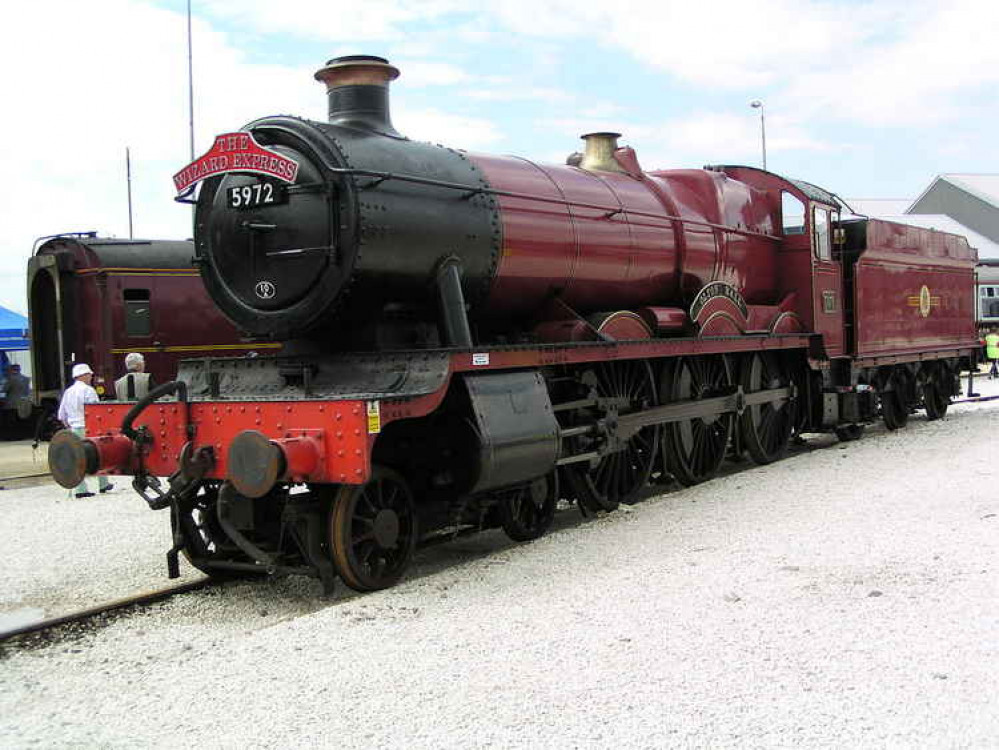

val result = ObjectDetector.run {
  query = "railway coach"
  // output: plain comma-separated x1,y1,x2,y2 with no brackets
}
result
50,56,980,595
29,233,279,432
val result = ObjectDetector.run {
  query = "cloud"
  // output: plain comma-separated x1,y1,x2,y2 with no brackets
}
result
464,86,572,103
395,107,504,149
199,0,467,41
396,60,473,87
484,0,892,87
784,0,999,127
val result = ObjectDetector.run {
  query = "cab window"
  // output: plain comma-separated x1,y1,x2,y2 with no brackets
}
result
812,207,831,260
781,192,805,235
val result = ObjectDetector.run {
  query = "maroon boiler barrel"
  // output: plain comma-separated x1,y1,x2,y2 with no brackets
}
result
468,151,781,317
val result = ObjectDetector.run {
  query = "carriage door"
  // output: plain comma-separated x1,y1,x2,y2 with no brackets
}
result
811,204,845,356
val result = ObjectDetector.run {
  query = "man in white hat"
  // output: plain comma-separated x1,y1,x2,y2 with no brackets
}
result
57,363,112,498
114,352,152,401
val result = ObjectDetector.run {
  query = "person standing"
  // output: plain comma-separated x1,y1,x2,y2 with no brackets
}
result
5,363,31,418
114,352,153,401
986,328,999,379
57,363,112,498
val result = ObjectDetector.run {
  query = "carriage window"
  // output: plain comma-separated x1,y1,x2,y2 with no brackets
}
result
123,288,151,337
813,207,831,260
781,192,805,235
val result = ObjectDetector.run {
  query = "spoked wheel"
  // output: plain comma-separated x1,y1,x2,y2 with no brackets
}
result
880,368,910,431
497,472,558,542
739,353,795,465
171,483,257,578
660,355,734,486
564,360,660,512
330,466,418,592
922,364,950,421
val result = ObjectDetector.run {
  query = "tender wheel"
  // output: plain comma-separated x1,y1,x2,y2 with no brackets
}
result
922,364,950,421
739,353,794,465
880,368,910,430
660,355,734,486
564,361,660,512
498,472,558,542
835,424,864,442
329,466,417,592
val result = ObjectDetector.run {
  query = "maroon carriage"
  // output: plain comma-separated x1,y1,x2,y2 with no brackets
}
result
29,234,280,420
50,57,979,594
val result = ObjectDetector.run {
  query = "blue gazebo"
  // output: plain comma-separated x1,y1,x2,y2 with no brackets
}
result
0,306,29,351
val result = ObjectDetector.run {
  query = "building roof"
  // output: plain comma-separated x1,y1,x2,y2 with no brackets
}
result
908,174,999,213
841,198,912,216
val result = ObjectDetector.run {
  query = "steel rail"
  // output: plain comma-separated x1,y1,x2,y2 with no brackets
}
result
0,578,211,644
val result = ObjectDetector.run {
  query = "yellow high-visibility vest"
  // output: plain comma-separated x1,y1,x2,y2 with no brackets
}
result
986,333,999,360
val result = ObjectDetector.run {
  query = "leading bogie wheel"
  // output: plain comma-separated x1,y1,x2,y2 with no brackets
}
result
739,353,794,465
835,424,864,442
498,472,558,542
329,466,418,592
171,483,260,580
660,355,734,486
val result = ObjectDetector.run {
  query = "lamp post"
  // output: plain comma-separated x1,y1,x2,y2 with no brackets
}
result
750,100,767,171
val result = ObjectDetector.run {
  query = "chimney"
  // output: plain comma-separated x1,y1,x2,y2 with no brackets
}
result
579,132,625,173
314,55,401,137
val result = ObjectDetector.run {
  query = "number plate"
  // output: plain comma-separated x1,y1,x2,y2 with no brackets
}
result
226,182,287,210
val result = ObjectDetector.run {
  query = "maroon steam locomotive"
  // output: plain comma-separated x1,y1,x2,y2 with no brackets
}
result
50,56,979,594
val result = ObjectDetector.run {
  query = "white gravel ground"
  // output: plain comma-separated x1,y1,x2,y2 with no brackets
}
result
1,372,997,748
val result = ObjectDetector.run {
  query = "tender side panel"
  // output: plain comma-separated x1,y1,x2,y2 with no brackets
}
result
854,220,978,357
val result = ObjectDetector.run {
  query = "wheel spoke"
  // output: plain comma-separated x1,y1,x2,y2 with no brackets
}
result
352,530,375,545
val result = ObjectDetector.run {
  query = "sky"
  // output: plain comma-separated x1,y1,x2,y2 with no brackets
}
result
2,0,998,315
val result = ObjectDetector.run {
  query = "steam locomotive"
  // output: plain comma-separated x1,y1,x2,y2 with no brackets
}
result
50,56,979,594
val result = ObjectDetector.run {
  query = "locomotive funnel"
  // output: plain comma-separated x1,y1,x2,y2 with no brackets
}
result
579,132,626,173
314,55,401,137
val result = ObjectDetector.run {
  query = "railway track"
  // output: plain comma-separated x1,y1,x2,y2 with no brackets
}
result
953,393,999,405
0,578,211,645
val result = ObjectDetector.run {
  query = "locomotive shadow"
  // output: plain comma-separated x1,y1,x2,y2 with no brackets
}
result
232,418,925,607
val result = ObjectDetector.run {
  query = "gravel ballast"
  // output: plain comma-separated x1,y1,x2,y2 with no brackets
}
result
2,377,997,748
